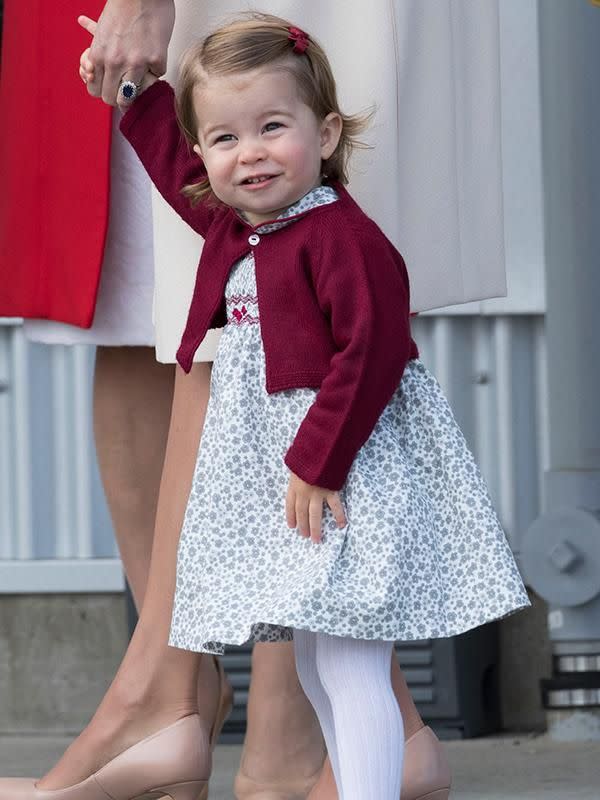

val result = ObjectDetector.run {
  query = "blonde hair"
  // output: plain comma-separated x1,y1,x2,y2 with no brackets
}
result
175,12,372,206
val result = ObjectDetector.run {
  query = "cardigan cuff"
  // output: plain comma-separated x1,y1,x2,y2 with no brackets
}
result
119,80,174,138
284,448,347,493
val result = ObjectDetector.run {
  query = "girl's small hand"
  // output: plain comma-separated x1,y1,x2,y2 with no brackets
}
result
286,473,347,544
79,47,95,86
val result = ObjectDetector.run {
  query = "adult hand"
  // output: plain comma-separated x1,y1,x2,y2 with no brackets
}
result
79,36,160,105
286,473,347,545
79,0,175,107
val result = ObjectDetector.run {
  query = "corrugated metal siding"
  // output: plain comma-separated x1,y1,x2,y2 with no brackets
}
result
0,315,545,586
411,313,547,556
0,325,116,564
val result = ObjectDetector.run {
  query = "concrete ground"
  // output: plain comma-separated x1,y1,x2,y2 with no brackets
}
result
0,733,598,799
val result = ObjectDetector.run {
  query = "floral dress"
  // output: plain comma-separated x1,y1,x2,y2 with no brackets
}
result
169,187,529,655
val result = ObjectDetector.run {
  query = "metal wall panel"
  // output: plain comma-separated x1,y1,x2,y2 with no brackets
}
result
411,313,547,557
0,325,117,581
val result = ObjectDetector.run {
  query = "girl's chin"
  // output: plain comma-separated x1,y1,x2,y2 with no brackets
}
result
243,209,284,226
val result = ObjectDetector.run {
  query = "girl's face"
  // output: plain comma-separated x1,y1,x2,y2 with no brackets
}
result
193,67,342,226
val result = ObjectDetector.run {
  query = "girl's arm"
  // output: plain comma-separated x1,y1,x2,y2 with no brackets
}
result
119,81,217,237
284,219,414,492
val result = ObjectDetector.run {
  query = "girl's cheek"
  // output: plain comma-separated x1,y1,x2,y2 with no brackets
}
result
282,139,316,172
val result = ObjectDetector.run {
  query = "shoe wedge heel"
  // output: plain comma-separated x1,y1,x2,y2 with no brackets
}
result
414,789,451,800
136,782,208,800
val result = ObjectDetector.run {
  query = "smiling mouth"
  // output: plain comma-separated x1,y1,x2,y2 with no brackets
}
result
241,175,277,185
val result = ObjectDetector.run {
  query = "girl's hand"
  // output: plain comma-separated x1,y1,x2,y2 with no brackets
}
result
79,18,160,107
286,473,347,544
80,47,95,86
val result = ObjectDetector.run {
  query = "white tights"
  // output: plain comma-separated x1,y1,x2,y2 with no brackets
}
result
293,629,404,800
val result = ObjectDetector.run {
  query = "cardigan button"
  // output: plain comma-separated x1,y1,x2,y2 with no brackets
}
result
248,233,260,246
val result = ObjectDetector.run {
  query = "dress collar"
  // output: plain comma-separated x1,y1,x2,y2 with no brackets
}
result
237,185,339,234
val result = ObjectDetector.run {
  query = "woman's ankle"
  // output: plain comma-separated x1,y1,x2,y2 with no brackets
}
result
104,624,201,716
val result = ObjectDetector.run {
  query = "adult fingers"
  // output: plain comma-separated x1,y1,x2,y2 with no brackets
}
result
113,66,150,109
327,493,347,529
77,15,97,36
81,2,174,105
309,497,324,544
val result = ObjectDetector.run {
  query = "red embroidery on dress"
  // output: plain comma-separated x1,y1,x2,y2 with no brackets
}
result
228,294,256,305
227,296,260,326
232,305,247,322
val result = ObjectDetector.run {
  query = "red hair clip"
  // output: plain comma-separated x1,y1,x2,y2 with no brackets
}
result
287,26,309,55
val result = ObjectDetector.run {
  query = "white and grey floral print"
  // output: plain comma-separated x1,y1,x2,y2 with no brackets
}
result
169,188,529,655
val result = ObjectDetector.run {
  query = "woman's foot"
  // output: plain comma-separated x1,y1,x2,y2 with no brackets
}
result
235,697,325,800
37,652,220,790
305,726,451,800
0,715,210,800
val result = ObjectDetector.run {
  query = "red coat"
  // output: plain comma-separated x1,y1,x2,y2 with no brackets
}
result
121,81,419,490
0,0,111,326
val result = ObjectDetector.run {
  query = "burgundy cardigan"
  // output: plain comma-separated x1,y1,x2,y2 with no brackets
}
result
121,81,419,490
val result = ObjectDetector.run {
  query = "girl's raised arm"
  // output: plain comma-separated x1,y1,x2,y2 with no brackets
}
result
119,81,216,237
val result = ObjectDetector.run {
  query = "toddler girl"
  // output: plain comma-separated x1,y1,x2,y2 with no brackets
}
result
83,12,529,799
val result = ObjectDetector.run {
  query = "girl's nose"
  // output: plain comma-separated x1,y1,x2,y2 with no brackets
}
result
239,139,267,164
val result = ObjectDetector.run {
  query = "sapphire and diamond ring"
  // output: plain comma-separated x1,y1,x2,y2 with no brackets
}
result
118,78,142,104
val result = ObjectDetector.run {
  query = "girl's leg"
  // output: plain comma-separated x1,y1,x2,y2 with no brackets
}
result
315,634,404,800
39,357,214,789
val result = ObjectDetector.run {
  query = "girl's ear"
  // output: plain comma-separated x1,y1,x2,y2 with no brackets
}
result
320,113,343,160
193,143,204,160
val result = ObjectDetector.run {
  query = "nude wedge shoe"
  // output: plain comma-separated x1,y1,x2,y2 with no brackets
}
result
303,723,451,800
401,726,451,800
0,714,210,800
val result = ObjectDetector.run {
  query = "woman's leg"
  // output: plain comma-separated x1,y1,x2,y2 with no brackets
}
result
293,631,342,792
93,346,173,609
39,356,214,789
236,642,327,798
391,653,425,740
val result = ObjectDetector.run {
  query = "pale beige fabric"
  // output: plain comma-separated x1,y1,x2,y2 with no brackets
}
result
152,0,507,363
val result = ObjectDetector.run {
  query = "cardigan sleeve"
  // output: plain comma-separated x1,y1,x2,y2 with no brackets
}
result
284,218,414,490
119,81,215,237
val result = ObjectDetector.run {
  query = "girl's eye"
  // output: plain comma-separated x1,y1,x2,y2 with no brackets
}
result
214,134,236,144
263,121,283,133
